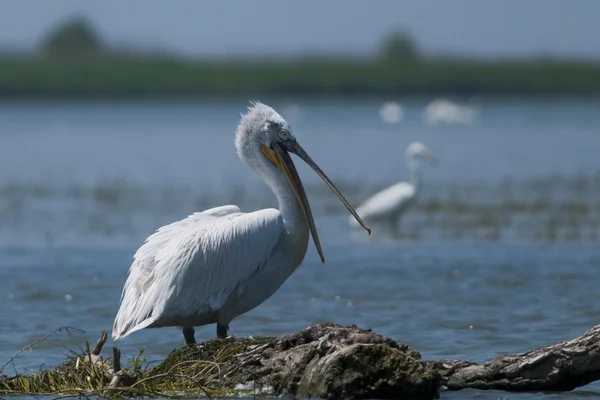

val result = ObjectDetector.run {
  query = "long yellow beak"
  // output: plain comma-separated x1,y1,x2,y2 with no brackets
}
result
261,141,370,262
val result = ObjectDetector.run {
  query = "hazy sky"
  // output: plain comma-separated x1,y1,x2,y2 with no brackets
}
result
1,0,598,59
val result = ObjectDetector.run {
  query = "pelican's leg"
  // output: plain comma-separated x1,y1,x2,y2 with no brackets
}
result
183,326,196,346
216,323,229,338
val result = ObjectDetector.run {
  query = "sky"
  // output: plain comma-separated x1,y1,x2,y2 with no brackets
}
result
1,0,599,59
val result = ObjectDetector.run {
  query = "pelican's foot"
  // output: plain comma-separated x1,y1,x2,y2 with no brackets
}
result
183,326,196,347
216,323,229,338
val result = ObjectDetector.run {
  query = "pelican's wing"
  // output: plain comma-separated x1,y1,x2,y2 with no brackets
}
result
201,205,241,217
352,182,416,223
112,207,283,339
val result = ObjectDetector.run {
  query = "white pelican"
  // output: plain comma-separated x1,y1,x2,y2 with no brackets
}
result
112,102,370,345
349,141,436,233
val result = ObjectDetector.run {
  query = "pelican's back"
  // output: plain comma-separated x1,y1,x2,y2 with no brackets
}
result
112,206,284,340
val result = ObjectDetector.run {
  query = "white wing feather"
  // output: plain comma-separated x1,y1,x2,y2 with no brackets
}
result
200,205,241,217
112,206,283,339
351,182,416,225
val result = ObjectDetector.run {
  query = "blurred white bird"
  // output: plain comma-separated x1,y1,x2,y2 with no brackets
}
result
112,102,370,345
423,98,477,125
349,141,437,234
378,102,404,124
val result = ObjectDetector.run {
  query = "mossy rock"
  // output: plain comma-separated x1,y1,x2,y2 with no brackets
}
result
147,323,440,399
299,343,439,399
1,323,440,399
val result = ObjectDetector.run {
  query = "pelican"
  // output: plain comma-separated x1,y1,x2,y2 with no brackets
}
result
112,102,370,345
349,141,436,233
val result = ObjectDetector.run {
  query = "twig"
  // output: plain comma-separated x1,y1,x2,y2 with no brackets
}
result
92,331,108,356
0,326,84,374
112,347,121,373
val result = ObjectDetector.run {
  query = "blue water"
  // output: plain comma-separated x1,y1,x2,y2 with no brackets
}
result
0,98,599,399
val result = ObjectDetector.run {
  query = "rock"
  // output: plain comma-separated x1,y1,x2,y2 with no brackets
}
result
151,323,440,400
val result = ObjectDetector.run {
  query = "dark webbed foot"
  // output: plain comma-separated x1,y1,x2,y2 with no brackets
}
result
183,326,196,346
216,323,229,338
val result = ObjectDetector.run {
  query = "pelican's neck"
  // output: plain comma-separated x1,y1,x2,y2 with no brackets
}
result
259,163,310,253
238,142,310,262
267,172,310,264
276,182,309,233
407,159,422,193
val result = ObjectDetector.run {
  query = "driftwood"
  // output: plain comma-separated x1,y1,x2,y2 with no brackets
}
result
2,323,600,399
429,323,600,392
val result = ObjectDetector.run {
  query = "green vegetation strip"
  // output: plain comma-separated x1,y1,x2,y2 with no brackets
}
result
0,57,599,98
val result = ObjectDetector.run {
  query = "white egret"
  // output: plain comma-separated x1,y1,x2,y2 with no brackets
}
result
349,141,436,233
112,102,370,345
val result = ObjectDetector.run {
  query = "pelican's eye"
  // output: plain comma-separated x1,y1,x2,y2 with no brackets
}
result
279,129,291,141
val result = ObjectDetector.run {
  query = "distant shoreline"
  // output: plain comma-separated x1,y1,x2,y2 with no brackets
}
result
1,57,599,100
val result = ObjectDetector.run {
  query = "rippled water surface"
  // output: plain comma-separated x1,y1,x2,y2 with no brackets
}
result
1,98,600,399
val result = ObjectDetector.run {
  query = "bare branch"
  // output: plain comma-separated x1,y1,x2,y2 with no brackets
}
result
92,330,108,356
112,347,121,373
430,324,600,392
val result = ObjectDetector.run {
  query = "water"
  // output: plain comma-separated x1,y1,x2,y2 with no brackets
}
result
1,98,599,399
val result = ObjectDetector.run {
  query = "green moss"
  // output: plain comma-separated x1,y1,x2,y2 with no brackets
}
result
146,335,272,395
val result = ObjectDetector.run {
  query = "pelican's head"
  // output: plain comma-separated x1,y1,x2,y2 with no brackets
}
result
236,101,370,262
405,141,438,167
